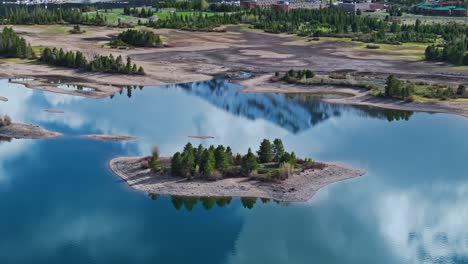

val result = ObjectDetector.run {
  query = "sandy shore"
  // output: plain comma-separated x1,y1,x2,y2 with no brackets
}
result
238,74,468,119
0,123,62,139
81,134,137,141
109,156,365,202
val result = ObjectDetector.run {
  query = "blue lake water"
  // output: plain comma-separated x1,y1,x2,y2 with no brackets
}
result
1,78,468,263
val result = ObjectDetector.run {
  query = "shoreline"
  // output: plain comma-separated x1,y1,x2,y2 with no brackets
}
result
0,123,62,139
237,74,468,119
109,156,365,202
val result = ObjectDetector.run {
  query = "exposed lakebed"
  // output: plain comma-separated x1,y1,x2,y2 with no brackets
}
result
1,78,468,263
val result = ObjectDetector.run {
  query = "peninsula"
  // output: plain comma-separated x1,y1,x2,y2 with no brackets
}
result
109,139,365,202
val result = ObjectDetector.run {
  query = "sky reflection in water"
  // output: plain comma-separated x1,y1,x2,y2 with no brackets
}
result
0,78,468,263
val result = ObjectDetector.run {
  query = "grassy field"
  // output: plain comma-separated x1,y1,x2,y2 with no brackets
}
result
364,11,468,25
310,36,428,60
153,11,217,20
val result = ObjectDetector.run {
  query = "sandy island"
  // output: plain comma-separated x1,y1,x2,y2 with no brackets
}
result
44,109,65,114
109,156,365,202
81,134,137,141
0,123,62,139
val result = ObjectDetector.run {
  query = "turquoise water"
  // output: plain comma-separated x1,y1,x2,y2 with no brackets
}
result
1,78,468,263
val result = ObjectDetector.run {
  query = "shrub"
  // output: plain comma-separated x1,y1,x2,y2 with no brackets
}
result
0,115,12,127
366,44,380,49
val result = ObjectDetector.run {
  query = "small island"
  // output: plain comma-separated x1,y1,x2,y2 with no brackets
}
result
0,115,62,139
81,134,137,141
109,139,364,202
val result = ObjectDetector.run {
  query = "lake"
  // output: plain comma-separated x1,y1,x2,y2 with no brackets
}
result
1,78,468,263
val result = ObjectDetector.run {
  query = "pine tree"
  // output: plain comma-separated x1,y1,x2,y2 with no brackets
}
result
241,148,258,174
273,138,285,162
201,149,216,177
257,139,273,163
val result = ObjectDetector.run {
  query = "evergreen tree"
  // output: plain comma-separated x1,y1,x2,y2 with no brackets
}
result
200,149,216,177
241,148,259,174
273,138,285,162
257,139,273,163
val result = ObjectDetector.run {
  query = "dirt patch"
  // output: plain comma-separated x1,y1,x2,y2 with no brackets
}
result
109,156,365,202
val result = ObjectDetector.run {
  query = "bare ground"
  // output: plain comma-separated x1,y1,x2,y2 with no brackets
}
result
109,156,365,202
0,123,62,139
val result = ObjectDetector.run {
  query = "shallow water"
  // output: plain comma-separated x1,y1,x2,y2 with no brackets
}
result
1,78,468,263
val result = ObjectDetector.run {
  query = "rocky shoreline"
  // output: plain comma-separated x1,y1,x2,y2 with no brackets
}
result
109,156,365,202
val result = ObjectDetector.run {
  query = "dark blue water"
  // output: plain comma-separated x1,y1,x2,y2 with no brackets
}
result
1,78,468,263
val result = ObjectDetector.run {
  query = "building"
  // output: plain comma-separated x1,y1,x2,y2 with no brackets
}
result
240,0,258,9
415,1,467,16
337,2,385,12
272,1,289,11
452,7,468,16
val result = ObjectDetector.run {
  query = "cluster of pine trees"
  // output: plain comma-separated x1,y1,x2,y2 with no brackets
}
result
123,6,153,18
111,29,162,47
39,47,144,74
149,12,243,31
425,39,468,66
0,27,35,59
280,69,315,83
149,139,304,181
384,75,414,100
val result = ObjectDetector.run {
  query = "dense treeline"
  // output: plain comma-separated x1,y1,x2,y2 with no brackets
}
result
147,139,319,182
154,0,209,11
123,6,154,18
0,6,107,25
111,29,162,47
425,38,468,66
40,47,144,74
149,12,243,31
0,27,34,59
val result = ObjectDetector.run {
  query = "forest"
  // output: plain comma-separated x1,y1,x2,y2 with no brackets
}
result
0,6,106,25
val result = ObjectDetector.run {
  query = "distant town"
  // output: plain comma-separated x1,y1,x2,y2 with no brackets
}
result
2,0,466,17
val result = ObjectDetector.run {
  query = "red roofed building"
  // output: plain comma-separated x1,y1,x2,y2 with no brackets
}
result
272,1,289,12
